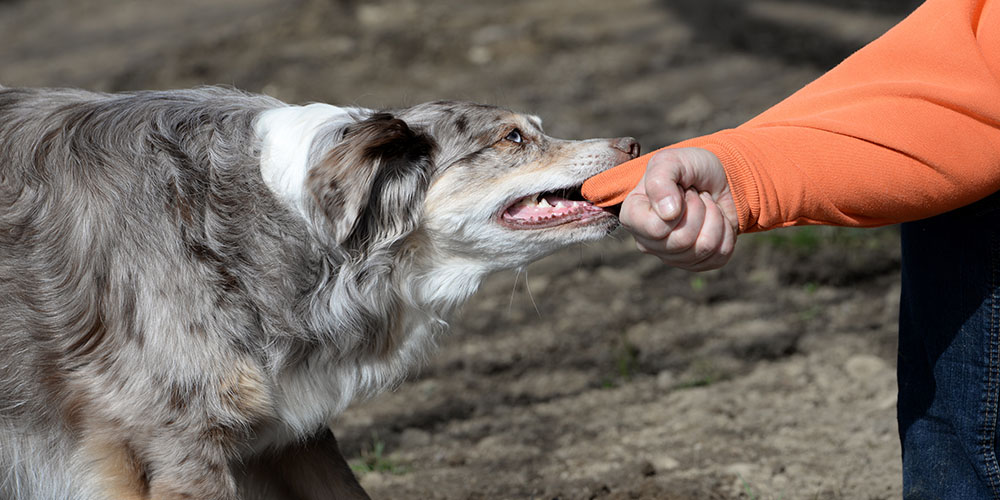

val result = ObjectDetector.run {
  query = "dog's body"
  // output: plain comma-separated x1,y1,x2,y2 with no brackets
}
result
0,87,637,499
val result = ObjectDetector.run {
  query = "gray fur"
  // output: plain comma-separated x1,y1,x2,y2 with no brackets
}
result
0,87,387,499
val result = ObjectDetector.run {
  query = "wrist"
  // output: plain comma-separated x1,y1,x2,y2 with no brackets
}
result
671,134,758,233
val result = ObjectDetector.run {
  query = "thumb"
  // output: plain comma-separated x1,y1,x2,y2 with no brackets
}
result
641,150,687,221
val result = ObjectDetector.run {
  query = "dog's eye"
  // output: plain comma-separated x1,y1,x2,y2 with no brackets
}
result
504,129,523,144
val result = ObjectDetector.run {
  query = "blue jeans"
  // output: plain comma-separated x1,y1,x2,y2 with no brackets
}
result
898,191,1000,499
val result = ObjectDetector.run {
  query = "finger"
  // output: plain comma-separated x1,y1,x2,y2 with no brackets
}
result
660,190,705,255
708,191,737,261
643,151,686,221
620,189,678,240
718,213,737,258
684,198,728,271
630,190,704,258
688,194,737,271
691,192,726,261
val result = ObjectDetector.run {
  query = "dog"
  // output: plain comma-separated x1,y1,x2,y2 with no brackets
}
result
0,86,639,499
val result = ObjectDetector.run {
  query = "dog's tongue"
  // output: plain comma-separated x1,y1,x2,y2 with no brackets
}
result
504,194,596,222
504,203,547,220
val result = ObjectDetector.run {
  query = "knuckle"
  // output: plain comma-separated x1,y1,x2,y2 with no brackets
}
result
649,149,681,169
645,176,675,197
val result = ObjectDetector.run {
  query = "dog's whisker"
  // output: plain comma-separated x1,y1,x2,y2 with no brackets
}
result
508,267,522,314
523,268,543,319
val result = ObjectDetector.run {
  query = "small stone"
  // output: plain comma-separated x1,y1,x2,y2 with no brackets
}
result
655,370,676,390
468,46,492,65
844,354,888,381
724,462,756,478
651,454,680,471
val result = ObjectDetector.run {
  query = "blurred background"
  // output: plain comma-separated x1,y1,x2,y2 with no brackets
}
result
1,0,922,498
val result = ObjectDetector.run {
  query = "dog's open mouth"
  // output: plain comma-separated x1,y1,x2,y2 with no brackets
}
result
500,186,608,229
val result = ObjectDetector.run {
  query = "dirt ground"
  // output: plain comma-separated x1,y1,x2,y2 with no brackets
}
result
1,0,923,498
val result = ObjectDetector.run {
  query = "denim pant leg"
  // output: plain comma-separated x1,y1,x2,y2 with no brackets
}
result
898,192,1000,499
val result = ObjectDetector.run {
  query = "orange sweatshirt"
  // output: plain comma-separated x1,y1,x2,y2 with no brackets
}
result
582,0,1000,233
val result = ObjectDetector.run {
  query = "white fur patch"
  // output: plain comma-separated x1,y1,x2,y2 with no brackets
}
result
254,103,368,216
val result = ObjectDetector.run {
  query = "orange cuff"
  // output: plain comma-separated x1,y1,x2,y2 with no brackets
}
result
580,153,652,208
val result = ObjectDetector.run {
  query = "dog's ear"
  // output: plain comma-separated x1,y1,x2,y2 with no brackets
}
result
308,113,434,249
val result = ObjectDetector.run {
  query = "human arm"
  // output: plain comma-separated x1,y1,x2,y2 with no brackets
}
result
584,0,1000,251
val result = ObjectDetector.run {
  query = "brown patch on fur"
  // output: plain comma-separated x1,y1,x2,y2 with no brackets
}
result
83,434,150,500
219,358,272,419
200,418,243,448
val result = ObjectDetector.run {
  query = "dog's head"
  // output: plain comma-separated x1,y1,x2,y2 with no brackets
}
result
301,101,638,268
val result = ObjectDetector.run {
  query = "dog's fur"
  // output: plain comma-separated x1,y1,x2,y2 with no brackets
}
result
0,87,637,499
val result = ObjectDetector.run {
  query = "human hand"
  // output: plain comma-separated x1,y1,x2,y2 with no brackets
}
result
619,147,739,271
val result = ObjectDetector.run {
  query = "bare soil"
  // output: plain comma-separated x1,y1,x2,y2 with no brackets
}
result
1,0,921,497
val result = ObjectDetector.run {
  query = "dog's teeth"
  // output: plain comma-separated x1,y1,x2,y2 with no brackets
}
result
555,201,565,208
538,198,552,208
530,193,540,204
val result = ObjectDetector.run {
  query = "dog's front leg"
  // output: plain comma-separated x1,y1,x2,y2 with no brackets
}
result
81,422,244,500
237,428,371,500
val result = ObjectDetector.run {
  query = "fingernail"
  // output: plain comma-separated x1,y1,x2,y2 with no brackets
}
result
657,198,678,218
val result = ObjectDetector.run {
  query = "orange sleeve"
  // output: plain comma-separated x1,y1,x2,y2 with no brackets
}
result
582,0,1000,233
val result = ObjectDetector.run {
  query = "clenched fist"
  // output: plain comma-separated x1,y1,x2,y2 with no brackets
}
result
619,148,739,271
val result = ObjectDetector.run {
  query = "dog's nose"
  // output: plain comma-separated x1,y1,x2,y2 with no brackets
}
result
611,137,640,159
